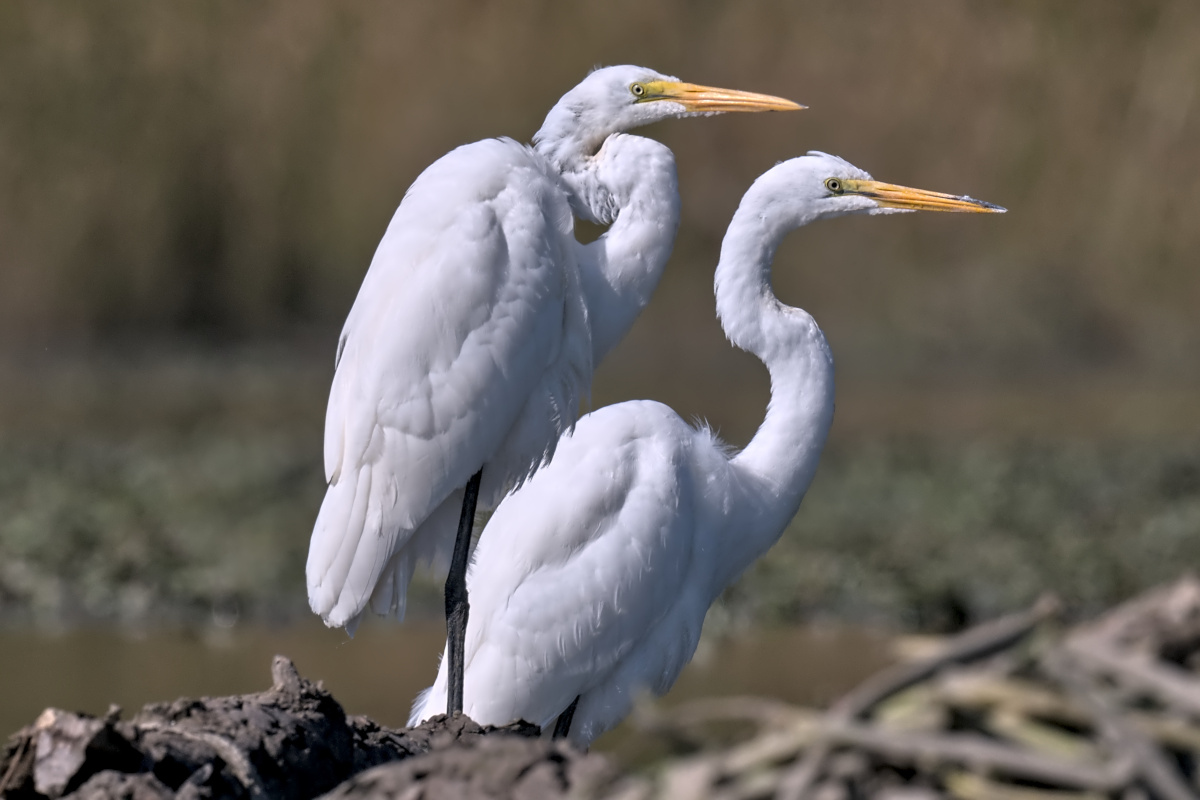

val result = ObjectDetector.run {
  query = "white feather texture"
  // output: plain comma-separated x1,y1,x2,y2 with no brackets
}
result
308,137,590,628
409,154,859,745
305,65,771,631
409,152,1001,744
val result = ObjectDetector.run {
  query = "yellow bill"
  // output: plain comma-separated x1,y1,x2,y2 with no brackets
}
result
639,81,805,113
841,179,1006,213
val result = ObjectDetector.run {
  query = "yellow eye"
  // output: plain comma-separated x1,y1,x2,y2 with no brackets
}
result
825,178,843,194
630,83,646,98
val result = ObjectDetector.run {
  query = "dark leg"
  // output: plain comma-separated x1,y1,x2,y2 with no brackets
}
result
445,468,483,716
552,695,581,740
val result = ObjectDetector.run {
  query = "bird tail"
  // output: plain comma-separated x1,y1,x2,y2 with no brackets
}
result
408,686,436,726
408,652,448,725
306,462,411,630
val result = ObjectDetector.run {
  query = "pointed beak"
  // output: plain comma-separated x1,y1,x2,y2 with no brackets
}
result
642,81,805,113
843,179,1006,213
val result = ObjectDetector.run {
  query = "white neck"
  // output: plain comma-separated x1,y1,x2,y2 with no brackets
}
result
533,98,594,175
712,187,836,584
563,137,681,365
531,77,686,363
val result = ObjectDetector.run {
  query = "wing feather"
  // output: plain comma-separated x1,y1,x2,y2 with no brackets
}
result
409,402,698,727
308,138,591,627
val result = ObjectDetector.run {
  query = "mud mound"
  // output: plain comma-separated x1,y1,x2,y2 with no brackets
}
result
0,656,597,800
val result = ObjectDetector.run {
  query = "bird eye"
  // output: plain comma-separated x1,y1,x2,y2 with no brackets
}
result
630,83,646,98
825,178,843,194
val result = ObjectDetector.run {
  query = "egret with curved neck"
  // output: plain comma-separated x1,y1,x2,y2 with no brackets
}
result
409,151,1004,744
305,65,800,717
535,68,804,361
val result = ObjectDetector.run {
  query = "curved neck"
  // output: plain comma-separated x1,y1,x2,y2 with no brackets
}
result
571,138,680,364
712,193,836,583
533,115,595,177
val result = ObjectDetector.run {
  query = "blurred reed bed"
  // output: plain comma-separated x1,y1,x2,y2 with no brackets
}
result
0,1,1197,386
3,414,1200,630
2,350,1199,630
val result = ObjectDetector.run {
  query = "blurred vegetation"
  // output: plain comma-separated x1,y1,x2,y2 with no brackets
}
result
1,1,1198,386
0,2,1198,630
739,437,1200,632
0,430,316,627
4,396,1199,631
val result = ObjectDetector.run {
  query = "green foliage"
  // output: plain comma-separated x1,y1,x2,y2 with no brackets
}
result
0,432,321,626
727,438,1200,631
3,417,1197,631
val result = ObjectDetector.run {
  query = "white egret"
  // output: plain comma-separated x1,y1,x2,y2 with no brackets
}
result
305,65,801,715
408,152,1004,745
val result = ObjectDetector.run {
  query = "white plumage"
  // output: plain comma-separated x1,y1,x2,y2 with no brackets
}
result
309,138,588,626
305,65,802,645
409,152,1004,745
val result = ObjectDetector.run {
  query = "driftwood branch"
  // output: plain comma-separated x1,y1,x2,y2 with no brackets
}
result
822,721,1134,791
631,578,1200,800
777,594,1062,798
1047,649,1199,800
1066,638,1200,717
833,593,1063,720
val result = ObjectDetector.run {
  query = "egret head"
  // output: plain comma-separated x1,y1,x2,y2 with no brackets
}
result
535,65,802,168
750,151,1005,225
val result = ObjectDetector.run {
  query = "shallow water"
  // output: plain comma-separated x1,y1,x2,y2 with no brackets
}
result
0,620,890,747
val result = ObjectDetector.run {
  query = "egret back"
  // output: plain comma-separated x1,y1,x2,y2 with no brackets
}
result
409,400,730,736
307,137,592,629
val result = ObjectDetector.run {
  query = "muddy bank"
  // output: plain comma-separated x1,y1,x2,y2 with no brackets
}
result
0,656,612,800
7,578,1200,799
